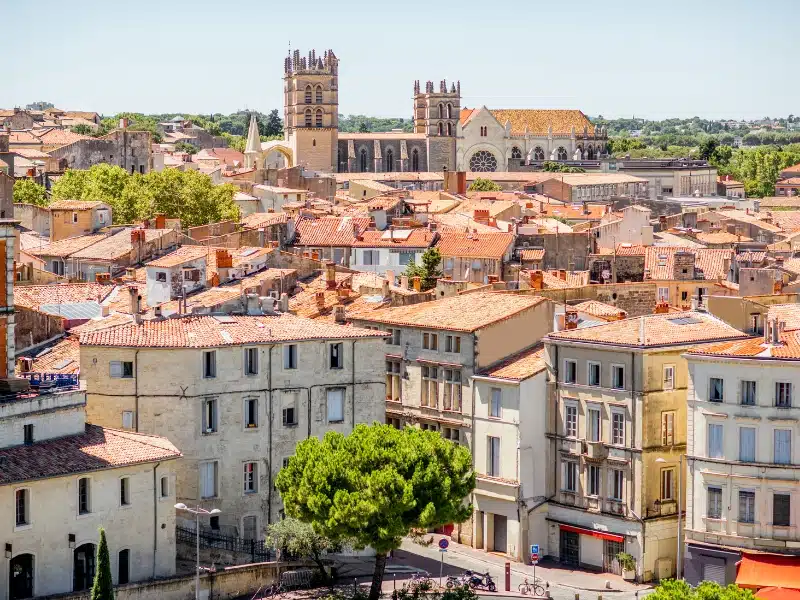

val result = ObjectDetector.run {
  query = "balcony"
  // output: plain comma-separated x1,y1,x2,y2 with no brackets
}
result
559,438,580,455
605,499,627,516
583,441,608,460
646,500,678,518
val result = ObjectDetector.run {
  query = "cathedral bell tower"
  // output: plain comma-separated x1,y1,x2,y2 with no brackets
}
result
413,79,460,171
284,49,339,173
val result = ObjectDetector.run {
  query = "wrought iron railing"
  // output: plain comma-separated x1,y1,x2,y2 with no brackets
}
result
20,372,80,387
176,525,275,562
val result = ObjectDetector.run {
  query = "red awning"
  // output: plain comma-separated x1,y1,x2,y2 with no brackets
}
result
559,524,623,543
737,553,800,590
757,588,800,600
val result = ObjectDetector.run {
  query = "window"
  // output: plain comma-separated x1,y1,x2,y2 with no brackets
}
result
775,429,792,464
708,423,724,458
203,351,216,378
282,405,297,426
72,212,79,223
209,515,220,530
739,427,756,462
118,549,130,585
386,328,401,345
588,362,601,386
661,469,674,501
557,147,568,161
662,411,675,446
359,148,367,172
710,377,724,402
565,405,577,437
243,462,258,493
412,149,420,171
283,344,297,369
199,462,218,499
611,365,625,390
422,332,438,350
160,476,169,498
15,489,29,526
741,380,756,406
445,335,461,353
110,361,133,378
304,85,312,104
329,343,343,369
588,465,600,496
120,477,130,506
534,147,545,161
23,424,33,445
469,150,497,172
398,251,414,266
610,469,624,500
487,436,500,477
612,412,625,445
315,109,323,127
315,85,323,104
776,382,793,407
564,462,577,492
490,388,502,418
385,148,394,172
707,487,722,519
304,109,312,127
588,407,601,442
385,361,401,401
564,360,577,384
443,370,462,411
121,411,134,430
442,427,459,442
362,250,379,265
657,287,669,302
327,388,345,423
244,398,258,429
663,365,675,390
78,477,91,514
421,366,438,407
774,493,791,527
202,398,217,433
511,147,522,159
739,491,755,524
155,271,167,282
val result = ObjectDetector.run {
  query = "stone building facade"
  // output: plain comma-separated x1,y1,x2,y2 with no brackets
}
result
49,129,152,174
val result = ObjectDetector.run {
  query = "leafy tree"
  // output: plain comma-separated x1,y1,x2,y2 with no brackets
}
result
540,161,586,173
91,528,114,600
266,517,344,581
648,579,754,600
276,424,475,600
403,247,443,291
13,179,48,206
178,171,239,227
71,124,94,135
264,109,283,137
699,138,719,161
175,141,199,155
358,122,370,133
468,178,502,192
222,133,246,152
51,169,89,200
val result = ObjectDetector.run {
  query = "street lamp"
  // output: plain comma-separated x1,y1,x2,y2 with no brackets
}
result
175,503,222,600
656,456,684,579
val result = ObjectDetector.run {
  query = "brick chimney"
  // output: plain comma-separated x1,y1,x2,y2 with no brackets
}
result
564,310,579,330
215,249,233,268
529,270,544,290
325,261,336,290
654,301,670,314
315,291,325,309
411,276,421,292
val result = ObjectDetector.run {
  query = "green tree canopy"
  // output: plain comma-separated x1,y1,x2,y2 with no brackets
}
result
276,424,475,600
71,124,94,135
403,247,443,291
265,517,345,581
649,580,754,600
175,141,199,155
13,179,48,206
467,178,502,192
264,109,283,137
91,528,114,600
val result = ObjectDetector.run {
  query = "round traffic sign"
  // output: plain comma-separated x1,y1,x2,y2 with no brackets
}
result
439,538,449,550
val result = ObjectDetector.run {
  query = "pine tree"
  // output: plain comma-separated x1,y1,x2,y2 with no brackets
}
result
91,528,114,600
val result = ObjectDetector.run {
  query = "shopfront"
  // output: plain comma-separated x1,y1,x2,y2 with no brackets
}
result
557,524,625,573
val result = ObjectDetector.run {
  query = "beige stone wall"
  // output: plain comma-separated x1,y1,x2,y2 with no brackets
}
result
475,300,553,368
50,209,96,242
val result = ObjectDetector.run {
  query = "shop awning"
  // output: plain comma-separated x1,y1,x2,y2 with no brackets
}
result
559,524,623,543
737,553,800,590
757,588,800,600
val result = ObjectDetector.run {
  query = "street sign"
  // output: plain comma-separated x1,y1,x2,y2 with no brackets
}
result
439,538,449,550
439,548,447,553
530,553,539,564
530,544,539,555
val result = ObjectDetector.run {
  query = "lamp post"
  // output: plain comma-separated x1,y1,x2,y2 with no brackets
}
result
656,455,683,579
175,503,221,600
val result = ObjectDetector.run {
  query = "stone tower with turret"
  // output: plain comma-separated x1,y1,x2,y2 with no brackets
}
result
413,79,460,171
284,49,338,173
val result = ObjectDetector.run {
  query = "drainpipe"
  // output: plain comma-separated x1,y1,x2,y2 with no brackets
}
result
629,350,643,579
152,461,161,578
135,349,141,431
552,343,559,500
351,340,357,426
266,345,274,525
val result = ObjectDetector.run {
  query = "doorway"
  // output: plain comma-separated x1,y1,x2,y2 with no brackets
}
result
73,543,96,591
493,515,508,554
603,540,624,575
9,554,34,600
559,530,579,566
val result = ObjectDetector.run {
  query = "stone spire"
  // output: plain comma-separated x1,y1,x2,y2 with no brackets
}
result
244,114,261,168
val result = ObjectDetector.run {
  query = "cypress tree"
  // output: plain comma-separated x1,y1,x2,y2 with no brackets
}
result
91,528,114,600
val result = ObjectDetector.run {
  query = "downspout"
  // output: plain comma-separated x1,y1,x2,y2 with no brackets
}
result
152,461,161,578
552,343,559,500
351,340,357,426
135,349,141,431
267,345,274,525
630,349,644,577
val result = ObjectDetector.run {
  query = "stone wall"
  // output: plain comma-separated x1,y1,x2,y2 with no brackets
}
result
337,139,429,173
516,232,595,270
15,306,63,353
0,173,14,219
14,203,51,236
50,130,151,174
426,137,455,172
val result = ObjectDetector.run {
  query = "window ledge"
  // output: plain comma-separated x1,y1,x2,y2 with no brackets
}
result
14,523,33,532
328,419,345,424
283,423,299,428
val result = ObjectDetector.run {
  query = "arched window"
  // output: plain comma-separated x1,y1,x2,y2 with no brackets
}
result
315,85,323,104
469,151,497,172
304,109,312,127
438,122,444,136
557,147,568,160
304,85,312,104
312,139,316,147
480,126,487,137
412,148,420,171
534,147,545,160
447,122,452,136
447,103,453,119
511,147,522,159
439,103,445,118
74,543,96,591
360,148,368,172
385,148,394,172
587,146,595,160
315,109,323,127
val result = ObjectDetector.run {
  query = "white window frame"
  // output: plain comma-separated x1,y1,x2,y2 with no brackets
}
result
660,468,674,501
489,387,502,418
202,350,216,379
122,410,135,430
709,377,724,402
564,359,577,384
663,364,675,391
662,411,675,446
740,379,757,406
326,388,345,423
611,410,625,446
739,426,756,462
487,436,501,477
14,487,31,529
610,469,624,501
563,461,578,493
244,347,258,376
77,476,92,515
587,361,601,387
587,464,601,497
564,402,578,438
110,360,133,379
708,423,724,459
329,343,344,370
587,405,601,442
611,364,625,390
243,462,258,494
774,429,792,465
283,344,298,369
202,398,218,434
776,382,793,408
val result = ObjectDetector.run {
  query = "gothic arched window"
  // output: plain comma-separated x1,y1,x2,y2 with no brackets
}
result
447,122,452,136
315,85,323,104
557,147,568,160
439,103,445,118
304,109,312,127
469,151,497,172
447,104,453,119
438,122,444,136
587,146,595,160
360,148,368,172
511,147,522,159
412,149,420,171
315,109,323,127
304,85,312,104
534,147,545,160
385,149,394,172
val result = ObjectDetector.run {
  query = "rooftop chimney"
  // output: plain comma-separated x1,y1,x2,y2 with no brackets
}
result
530,270,544,291
279,293,289,312
654,301,670,314
128,286,142,324
260,296,276,315
334,305,346,323
411,276,421,292
401,275,409,289
325,261,336,290
564,310,579,330
382,279,390,297
385,269,395,287
246,293,261,315
315,291,325,310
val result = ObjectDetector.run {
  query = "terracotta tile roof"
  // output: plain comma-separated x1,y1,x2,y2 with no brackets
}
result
71,228,174,262
542,202,609,220
777,178,800,185
68,313,134,335
79,313,387,348
436,231,514,259
548,311,748,348
9,131,41,145
695,231,752,244
717,176,744,186
779,258,800,277
289,272,359,319
760,197,800,209
520,248,545,261
459,108,475,126
352,229,437,248
430,214,501,234
293,216,371,247
767,304,800,331
614,245,732,280
477,345,545,381
715,209,784,233
146,245,210,268
365,195,404,212
48,200,105,210
687,330,800,360
27,233,108,258
229,246,273,267
196,147,245,167
735,251,767,264
241,212,289,229
767,211,800,232
17,337,80,374
489,109,595,136
156,287,241,315
12,148,51,159
0,424,181,485
352,292,548,333
18,231,49,252
34,128,91,147
15,283,114,309
539,270,590,289
63,111,99,121
573,300,627,320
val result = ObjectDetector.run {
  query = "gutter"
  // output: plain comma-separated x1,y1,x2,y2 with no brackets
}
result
135,349,140,431
153,461,161,578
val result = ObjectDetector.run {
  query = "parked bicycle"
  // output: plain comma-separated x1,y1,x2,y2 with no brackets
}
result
445,574,470,589
263,581,285,598
518,576,545,597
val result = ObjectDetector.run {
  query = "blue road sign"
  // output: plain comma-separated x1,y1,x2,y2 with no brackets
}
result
439,538,450,550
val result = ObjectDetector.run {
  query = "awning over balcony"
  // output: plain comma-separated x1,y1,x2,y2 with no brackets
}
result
738,552,800,590
559,524,623,543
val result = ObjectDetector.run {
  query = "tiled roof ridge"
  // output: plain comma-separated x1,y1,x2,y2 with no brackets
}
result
99,425,183,449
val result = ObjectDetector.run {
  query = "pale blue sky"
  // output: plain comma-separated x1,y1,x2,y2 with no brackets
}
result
3,0,797,120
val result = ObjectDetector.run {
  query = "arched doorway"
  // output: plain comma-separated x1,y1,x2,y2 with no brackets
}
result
9,554,34,600
73,543,96,592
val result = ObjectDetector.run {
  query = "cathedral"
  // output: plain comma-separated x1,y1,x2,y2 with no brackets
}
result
243,48,608,175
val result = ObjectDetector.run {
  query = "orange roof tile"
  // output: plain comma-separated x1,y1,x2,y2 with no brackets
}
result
538,270,590,289
489,109,595,136
436,231,514,259
614,245,732,280
9,131,41,145
48,200,105,210
71,228,174,262
241,212,289,229
573,300,627,320
735,251,767,263
520,248,545,261
17,337,80,374
35,128,91,146
477,345,545,381
695,231,752,244
294,216,371,247
15,283,114,309
146,245,210,268
352,229,437,248
687,329,800,360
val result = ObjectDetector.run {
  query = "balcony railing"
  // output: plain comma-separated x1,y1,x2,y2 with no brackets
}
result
583,441,608,460
646,501,678,518
20,372,79,388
